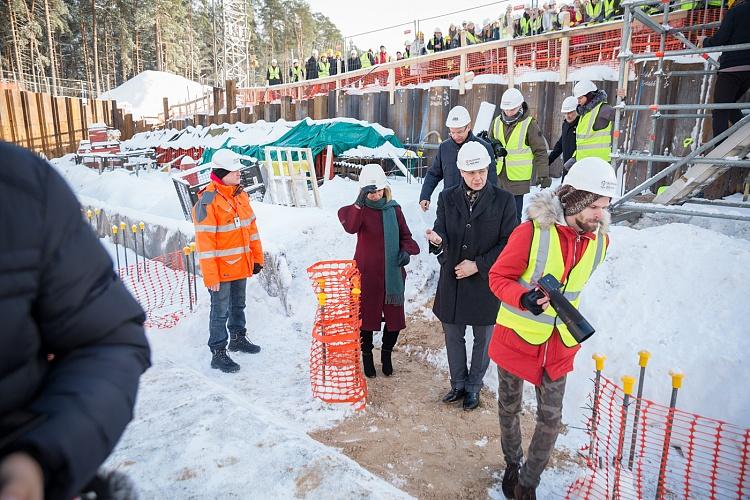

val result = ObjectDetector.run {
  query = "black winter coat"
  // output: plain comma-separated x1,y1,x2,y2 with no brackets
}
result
704,1,750,69
549,117,578,167
419,133,499,203
306,56,319,79
347,56,361,72
0,143,150,499
431,183,517,325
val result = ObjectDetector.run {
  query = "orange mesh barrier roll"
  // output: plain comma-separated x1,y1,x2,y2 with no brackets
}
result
307,260,367,409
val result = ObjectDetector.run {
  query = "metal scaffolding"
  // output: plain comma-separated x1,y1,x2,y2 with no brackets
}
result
610,0,750,222
214,0,251,87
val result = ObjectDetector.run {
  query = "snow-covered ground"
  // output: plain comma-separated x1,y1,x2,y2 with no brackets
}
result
50,155,750,497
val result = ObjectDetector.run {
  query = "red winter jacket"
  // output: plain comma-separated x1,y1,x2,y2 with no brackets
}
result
488,190,610,386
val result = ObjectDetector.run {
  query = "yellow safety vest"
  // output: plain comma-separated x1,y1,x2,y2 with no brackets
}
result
520,17,532,36
586,1,603,21
318,60,330,77
268,66,280,80
576,102,612,161
496,221,607,347
494,116,534,181
603,0,616,17
466,32,478,44
360,53,372,68
291,66,304,81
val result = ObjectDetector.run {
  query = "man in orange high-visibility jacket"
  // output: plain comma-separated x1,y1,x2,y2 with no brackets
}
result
193,149,264,373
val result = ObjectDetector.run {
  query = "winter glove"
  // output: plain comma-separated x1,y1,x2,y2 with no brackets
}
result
253,263,263,275
476,130,490,142
520,288,546,316
537,176,552,188
492,143,508,159
397,250,411,267
354,184,378,208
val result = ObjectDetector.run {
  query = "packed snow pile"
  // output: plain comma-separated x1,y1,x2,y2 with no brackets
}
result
101,70,210,121
50,155,750,496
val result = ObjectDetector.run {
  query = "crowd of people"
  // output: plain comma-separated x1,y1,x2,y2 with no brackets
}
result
265,1,629,86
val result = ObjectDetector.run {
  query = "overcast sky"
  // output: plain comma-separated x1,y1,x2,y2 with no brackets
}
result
306,0,515,56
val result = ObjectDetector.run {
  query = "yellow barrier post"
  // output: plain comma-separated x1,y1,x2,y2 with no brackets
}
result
628,350,652,469
590,353,607,464
119,222,129,274
131,225,140,282
656,370,684,499
317,287,327,384
183,246,193,312
138,222,146,276
189,242,197,303
613,375,636,499
94,208,101,235
111,225,120,271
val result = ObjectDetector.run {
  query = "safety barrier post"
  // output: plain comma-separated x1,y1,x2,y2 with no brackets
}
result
138,222,146,276
613,375,635,499
655,370,684,499
628,350,651,469
183,246,193,312
591,353,607,465
190,241,197,303
131,224,141,282
111,225,120,271
316,281,327,385
119,222,129,273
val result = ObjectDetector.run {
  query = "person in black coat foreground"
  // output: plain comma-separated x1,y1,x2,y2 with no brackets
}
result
0,142,151,500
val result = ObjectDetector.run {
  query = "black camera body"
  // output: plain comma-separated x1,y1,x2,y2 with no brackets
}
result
537,274,596,344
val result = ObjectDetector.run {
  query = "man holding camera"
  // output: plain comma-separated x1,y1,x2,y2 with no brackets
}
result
487,157,616,500
193,149,264,373
489,88,550,223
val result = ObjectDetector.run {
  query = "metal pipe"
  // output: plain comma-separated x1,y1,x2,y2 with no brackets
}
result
611,114,750,208
613,153,750,166
669,21,721,33
590,354,607,466
684,198,750,209
628,351,651,470
613,376,636,498
612,2,633,192
645,2,671,178
655,372,684,500
619,102,750,110
616,202,750,221
629,42,750,60
666,70,716,77
653,113,711,119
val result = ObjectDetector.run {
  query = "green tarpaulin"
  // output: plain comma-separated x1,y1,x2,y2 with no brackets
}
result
200,120,403,164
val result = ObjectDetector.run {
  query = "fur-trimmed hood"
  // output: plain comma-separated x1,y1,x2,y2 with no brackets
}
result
577,89,608,116
526,189,610,235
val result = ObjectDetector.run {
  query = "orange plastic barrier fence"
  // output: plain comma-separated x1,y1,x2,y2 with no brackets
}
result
566,375,750,499
307,260,367,409
117,250,192,329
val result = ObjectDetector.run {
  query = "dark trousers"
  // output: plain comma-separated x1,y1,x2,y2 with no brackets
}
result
514,194,525,224
208,279,247,349
442,323,493,393
712,71,750,138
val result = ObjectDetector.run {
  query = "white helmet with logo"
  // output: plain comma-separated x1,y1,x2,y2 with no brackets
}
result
561,96,578,113
445,105,472,128
563,157,617,198
212,149,243,171
359,163,388,189
500,88,525,110
457,141,491,171
573,80,598,98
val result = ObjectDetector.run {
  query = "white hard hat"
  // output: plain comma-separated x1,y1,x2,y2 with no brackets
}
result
350,49,357,56
271,58,278,65
561,96,578,113
312,49,319,57
181,155,197,165
212,149,243,172
500,88,525,110
293,58,299,64
359,163,388,190
445,106,471,128
563,157,618,198
457,141,491,171
573,80,598,98
435,26,442,32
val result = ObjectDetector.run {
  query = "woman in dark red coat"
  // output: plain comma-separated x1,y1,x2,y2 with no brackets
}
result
338,164,420,378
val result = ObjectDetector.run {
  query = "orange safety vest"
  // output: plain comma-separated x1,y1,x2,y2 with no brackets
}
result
192,180,264,287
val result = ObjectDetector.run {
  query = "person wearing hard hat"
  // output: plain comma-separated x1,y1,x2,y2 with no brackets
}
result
318,53,331,78
193,149,264,373
427,27,446,52
487,157,615,500
426,142,517,411
490,87,550,223
306,49,319,80
266,58,283,86
289,58,305,82
331,50,343,76
572,80,615,162
548,96,580,180
338,165,420,378
347,49,361,72
419,105,498,211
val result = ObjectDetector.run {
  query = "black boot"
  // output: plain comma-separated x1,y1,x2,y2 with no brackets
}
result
228,331,261,354
210,348,240,373
361,331,376,378
501,463,520,499
381,330,399,376
513,482,536,500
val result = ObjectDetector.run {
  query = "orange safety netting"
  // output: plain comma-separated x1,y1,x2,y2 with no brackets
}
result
307,260,367,409
117,250,193,329
566,376,750,499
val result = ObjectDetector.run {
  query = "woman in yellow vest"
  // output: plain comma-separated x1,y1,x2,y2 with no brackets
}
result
573,80,615,162
318,55,330,78
487,157,616,499
489,87,550,223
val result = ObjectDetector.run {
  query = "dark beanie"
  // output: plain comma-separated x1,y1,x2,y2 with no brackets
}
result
212,167,231,180
556,184,600,216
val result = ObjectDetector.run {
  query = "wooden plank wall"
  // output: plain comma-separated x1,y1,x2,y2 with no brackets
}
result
0,88,118,158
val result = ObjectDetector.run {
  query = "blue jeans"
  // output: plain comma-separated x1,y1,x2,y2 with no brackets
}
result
208,279,247,349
